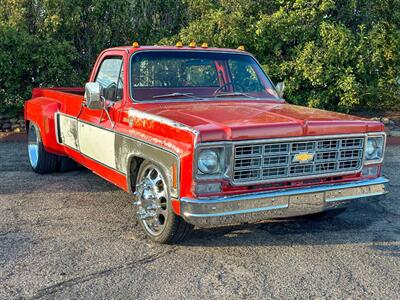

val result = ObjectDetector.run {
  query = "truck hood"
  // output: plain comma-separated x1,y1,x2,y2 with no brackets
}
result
138,101,383,142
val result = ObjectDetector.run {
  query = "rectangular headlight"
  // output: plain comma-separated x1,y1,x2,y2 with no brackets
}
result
364,133,386,164
195,144,232,179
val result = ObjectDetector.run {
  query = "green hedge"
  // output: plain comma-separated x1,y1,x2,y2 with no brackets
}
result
1,0,399,116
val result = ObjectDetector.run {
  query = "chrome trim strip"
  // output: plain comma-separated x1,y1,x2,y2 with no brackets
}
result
54,112,61,144
325,191,387,202
228,133,369,145
187,204,289,218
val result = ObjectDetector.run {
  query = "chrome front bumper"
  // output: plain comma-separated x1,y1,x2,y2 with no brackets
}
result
181,177,389,227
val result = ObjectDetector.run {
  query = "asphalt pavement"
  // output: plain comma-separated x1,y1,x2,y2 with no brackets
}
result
0,140,399,299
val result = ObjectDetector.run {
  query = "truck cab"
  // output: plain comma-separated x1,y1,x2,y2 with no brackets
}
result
25,43,389,243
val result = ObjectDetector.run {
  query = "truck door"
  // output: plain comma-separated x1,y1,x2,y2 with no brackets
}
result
77,54,124,170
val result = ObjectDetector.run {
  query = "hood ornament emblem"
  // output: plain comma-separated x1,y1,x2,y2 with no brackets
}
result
293,152,314,163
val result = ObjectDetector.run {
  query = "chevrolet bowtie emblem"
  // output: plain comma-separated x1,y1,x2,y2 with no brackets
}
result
293,152,314,163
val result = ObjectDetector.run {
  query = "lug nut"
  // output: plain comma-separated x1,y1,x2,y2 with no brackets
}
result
144,194,156,201
147,204,159,211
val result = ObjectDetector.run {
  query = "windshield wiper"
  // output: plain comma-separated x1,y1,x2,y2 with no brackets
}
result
152,92,196,99
214,92,255,98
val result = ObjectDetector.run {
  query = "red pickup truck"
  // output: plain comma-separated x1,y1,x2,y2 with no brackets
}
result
25,43,389,243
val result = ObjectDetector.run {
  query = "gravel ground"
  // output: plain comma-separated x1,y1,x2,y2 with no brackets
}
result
0,141,399,299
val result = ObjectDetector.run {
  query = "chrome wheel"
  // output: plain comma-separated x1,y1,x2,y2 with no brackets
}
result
28,124,39,168
134,164,169,236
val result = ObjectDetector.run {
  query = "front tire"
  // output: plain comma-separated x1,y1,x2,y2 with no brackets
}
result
27,122,59,174
134,161,193,244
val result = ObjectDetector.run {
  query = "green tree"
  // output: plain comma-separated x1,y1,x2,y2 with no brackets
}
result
170,0,400,112
0,0,399,115
0,0,187,114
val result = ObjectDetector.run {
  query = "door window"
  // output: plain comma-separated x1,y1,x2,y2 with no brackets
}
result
95,57,123,101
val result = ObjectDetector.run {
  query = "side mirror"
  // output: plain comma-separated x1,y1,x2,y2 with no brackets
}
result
275,82,285,98
84,82,103,110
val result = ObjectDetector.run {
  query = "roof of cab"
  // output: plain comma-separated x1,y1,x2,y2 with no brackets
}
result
105,45,247,54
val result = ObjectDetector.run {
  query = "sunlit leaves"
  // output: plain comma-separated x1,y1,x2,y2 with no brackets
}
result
1,0,399,114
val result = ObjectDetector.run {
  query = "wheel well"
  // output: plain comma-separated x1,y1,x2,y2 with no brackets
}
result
129,156,144,192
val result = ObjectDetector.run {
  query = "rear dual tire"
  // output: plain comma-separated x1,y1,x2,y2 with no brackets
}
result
27,122,78,174
28,122,59,174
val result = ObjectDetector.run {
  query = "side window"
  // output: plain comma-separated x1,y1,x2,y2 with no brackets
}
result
95,57,123,101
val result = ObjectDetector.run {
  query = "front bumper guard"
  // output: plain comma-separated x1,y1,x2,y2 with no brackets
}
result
180,177,389,227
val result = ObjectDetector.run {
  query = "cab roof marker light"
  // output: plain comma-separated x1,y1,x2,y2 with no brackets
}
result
132,41,140,48
189,41,196,48
201,42,208,48
176,41,183,48
237,45,245,51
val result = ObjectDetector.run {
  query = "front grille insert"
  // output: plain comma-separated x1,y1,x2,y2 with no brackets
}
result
263,155,288,166
233,136,364,184
235,145,262,157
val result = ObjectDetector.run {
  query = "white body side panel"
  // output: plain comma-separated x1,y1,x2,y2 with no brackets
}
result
58,114,79,150
78,122,116,169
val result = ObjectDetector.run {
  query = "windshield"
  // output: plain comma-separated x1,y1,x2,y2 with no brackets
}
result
130,51,280,101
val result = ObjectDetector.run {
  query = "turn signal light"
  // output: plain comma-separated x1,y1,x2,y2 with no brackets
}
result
172,164,178,189
195,182,222,194
362,165,379,177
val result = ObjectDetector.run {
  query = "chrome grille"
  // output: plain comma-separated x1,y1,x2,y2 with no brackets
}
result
233,136,364,184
